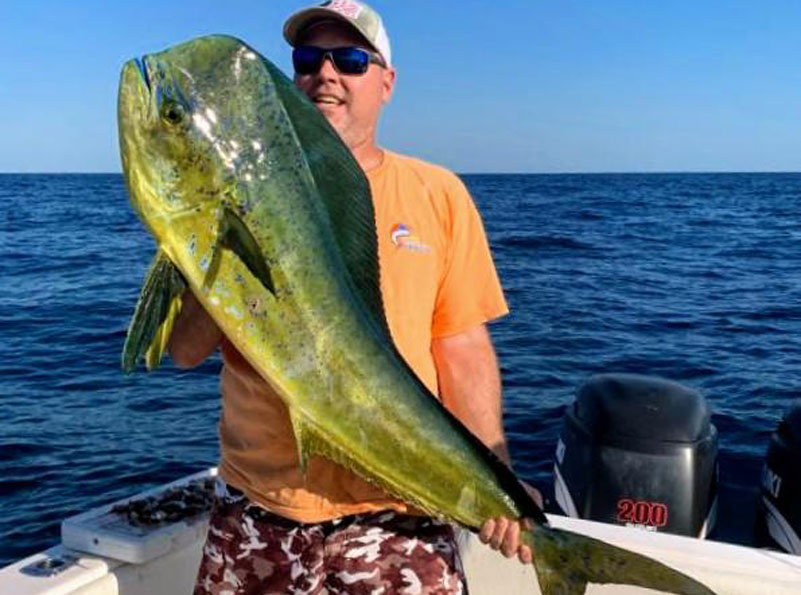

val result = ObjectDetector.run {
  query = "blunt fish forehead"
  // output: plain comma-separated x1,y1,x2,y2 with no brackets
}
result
118,36,254,133
120,35,277,190
143,36,266,113
117,37,260,218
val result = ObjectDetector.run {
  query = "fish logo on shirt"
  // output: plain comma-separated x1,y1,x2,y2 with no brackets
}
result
390,223,430,253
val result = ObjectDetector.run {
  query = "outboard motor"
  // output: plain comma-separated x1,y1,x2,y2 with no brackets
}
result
554,373,718,537
758,399,801,554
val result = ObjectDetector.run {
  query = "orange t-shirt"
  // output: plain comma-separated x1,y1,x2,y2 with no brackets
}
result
217,151,509,522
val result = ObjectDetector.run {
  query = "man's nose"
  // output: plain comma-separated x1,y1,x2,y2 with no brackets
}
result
317,54,339,79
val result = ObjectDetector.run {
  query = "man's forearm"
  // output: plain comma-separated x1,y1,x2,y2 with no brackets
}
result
431,324,511,464
436,326,542,562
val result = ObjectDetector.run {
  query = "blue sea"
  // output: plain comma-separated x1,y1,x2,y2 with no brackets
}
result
2,172,801,566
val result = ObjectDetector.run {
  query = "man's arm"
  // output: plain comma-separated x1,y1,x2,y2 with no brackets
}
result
432,324,509,461
431,323,539,564
169,291,223,369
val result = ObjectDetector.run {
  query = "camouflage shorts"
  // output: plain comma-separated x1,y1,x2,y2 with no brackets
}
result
193,481,467,595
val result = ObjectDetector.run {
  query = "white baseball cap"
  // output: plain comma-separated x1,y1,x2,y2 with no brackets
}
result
283,1,392,67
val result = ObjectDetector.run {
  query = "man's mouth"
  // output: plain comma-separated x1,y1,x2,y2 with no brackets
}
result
314,94,344,106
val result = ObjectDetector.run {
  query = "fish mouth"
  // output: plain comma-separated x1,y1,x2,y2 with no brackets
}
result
133,56,151,94
119,56,155,131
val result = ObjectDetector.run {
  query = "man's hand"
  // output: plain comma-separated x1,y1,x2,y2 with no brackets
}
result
478,481,542,564
169,291,223,368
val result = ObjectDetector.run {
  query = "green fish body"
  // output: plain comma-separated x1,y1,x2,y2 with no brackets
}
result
118,35,716,595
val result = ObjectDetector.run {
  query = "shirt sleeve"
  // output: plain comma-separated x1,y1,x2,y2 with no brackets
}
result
431,175,509,338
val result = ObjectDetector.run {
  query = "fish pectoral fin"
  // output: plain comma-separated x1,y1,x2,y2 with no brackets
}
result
122,250,187,373
206,206,275,295
528,526,717,595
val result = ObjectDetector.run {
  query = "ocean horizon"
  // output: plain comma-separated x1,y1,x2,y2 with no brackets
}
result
2,171,801,565
2,170,801,176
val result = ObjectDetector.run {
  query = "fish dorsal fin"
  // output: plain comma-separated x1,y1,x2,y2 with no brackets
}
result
262,60,547,526
262,58,390,338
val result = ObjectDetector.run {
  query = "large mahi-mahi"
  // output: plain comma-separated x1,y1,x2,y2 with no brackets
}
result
118,35,716,595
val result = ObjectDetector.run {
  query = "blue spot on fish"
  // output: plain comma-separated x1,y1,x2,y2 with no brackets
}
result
224,305,244,320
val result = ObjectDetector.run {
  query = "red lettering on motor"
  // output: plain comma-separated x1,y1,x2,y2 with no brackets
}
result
616,498,668,528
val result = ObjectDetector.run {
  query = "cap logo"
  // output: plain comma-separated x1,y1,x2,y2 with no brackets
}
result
328,0,363,19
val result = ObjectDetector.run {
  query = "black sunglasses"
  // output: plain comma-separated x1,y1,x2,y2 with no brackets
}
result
292,45,386,76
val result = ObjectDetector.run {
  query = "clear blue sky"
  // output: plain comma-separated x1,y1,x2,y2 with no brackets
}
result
2,1,800,173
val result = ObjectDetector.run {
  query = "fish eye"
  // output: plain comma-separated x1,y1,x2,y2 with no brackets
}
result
161,100,186,125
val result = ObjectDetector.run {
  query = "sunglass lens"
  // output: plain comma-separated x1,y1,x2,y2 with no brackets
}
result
292,46,323,75
332,47,370,74
292,46,372,75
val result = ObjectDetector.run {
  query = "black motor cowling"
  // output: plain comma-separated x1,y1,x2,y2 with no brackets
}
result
554,373,718,537
758,399,801,554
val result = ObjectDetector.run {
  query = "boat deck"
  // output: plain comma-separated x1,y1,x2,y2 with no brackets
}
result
2,469,800,594
3,514,801,594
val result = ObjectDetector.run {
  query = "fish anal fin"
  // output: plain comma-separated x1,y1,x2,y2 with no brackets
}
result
122,250,187,373
288,414,355,483
289,410,312,477
286,412,444,519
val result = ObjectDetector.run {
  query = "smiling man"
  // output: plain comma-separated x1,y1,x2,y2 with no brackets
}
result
183,2,538,593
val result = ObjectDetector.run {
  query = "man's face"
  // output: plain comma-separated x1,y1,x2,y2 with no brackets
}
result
294,22,395,150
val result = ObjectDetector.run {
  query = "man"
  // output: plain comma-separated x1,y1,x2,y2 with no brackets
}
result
180,2,539,593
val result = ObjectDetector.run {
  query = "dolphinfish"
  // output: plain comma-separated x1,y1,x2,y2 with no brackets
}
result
118,34,716,595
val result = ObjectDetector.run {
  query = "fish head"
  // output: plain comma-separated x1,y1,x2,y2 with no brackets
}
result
118,35,275,232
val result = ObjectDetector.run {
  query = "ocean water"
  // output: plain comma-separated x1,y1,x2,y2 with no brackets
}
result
2,172,801,566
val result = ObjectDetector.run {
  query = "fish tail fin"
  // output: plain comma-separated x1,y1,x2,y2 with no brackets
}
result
524,525,716,595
